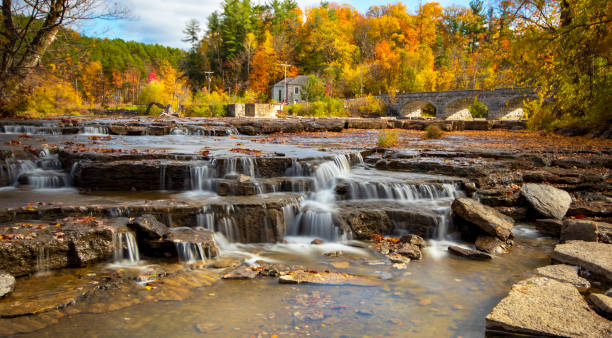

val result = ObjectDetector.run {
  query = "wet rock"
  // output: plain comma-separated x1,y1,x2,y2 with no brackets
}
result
399,234,425,248
520,183,572,220
310,239,323,245
0,271,15,298
279,271,381,286
222,265,259,279
486,277,612,337
329,261,349,269
451,198,514,240
535,264,591,291
165,228,218,259
209,257,240,269
552,241,612,283
334,201,440,239
561,219,612,244
0,219,114,276
386,253,410,264
534,218,563,237
128,214,169,240
397,243,422,260
475,235,509,254
568,200,612,219
237,174,250,183
447,245,492,260
323,251,343,257
589,294,612,319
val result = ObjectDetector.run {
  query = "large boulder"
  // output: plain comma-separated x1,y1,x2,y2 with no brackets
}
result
552,241,612,283
561,219,612,244
451,198,514,240
128,214,169,240
486,277,612,337
520,184,572,220
0,271,15,298
535,264,591,291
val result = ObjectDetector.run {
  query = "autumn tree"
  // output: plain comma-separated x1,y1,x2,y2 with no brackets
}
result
0,0,125,115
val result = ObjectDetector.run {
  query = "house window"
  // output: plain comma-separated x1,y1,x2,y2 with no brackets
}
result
294,87,299,95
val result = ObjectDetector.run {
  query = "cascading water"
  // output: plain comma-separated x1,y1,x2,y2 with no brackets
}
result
1,148,70,189
345,182,460,201
112,231,140,264
1,124,61,135
190,161,217,191
195,205,240,242
36,247,50,273
80,126,109,135
175,242,209,264
287,154,356,242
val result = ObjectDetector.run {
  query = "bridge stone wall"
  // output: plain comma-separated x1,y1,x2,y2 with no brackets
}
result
380,88,535,120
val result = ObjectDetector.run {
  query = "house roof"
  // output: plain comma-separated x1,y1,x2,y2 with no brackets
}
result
272,75,309,87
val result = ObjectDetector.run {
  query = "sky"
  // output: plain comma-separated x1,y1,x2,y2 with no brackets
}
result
81,0,472,49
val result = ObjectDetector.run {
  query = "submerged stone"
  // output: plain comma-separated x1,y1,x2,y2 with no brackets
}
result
279,271,381,286
222,265,259,279
486,277,611,337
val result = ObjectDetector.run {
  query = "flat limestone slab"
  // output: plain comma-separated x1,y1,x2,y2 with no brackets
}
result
486,277,612,337
535,264,591,291
552,241,612,283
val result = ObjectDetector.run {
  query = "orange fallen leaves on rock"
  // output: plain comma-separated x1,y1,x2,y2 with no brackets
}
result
229,148,262,156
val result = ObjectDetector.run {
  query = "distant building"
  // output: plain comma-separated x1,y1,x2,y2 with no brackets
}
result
271,75,309,103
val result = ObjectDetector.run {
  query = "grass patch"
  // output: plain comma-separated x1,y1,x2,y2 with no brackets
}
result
377,130,399,147
424,125,443,139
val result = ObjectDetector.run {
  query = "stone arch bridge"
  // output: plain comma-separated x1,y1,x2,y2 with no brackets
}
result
379,88,536,120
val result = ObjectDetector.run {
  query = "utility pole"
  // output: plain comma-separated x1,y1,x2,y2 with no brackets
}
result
360,70,363,97
204,71,214,93
281,63,291,104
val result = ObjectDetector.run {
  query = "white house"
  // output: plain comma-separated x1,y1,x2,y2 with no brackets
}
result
271,75,309,103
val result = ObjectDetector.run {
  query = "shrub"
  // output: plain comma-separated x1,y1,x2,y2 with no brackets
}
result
186,90,229,117
424,125,443,139
468,99,488,118
289,97,348,117
347,95,385,116
377,130,399,147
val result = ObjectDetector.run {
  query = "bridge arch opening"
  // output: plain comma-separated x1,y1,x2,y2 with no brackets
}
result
400,100,437,119
444,97,488,120
497,96,532,120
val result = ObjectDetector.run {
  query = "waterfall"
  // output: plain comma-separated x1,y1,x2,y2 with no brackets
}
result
345,182,460,201
285,159,305,176
287,154,355,242
113,231,140,264
36,247,50,273
195,204,240,242
190,161,216,191
80,126,109,135
2,124,61,135
175,242,209,264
